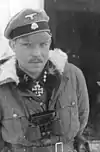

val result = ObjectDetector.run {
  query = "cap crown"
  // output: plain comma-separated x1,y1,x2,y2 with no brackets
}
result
4,8,50,40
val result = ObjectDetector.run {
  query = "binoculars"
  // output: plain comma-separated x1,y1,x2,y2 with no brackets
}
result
26,110,63,141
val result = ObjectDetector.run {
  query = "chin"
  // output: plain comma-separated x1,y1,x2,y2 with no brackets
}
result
28,65,43,73
31,69,42,73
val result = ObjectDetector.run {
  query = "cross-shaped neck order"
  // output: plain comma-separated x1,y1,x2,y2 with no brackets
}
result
32,81,44,96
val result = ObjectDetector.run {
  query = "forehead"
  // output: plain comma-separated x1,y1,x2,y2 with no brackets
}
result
17,32,51,44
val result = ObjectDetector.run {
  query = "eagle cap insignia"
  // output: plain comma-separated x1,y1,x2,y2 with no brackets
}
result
25,13,37,20
31,22,38,30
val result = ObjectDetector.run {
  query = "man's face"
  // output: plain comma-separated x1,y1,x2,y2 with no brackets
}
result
11,32,51,74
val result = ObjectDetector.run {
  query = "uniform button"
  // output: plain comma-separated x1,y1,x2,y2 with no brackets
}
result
13,113,17,117
71,101,75,106
40,102,43,106
42,132,46,136
47,131,50,135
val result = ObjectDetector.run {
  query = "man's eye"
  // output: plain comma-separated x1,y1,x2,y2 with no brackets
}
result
22,43,30,46
40,42,48,47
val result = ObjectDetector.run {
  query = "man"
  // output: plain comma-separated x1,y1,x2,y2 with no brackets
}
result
0,8,89,152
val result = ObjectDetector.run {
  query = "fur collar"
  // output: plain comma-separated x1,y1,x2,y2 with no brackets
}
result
0,48,68,85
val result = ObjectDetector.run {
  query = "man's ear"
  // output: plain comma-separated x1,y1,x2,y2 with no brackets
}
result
9,40,16,50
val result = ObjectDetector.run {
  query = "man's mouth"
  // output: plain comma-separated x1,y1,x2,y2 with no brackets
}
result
28,59,42,63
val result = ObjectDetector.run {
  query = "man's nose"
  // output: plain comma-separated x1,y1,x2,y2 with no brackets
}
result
31,46,41,56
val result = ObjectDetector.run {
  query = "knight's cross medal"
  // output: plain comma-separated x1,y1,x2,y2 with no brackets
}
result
32,81,43,96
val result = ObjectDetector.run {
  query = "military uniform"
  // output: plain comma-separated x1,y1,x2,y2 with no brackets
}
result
0,8,89,152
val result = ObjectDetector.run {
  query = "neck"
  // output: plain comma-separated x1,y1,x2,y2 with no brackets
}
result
19,65,41,80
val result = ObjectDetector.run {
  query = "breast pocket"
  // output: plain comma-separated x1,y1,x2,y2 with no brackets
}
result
56,98,80,140
2,107,28,143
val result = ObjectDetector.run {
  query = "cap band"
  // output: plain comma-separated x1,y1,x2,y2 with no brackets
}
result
9,21,50,39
